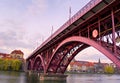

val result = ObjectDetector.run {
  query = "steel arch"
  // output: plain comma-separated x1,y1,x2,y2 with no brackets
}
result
47,36,120,73
56,44,89,73
33,54,45,73
27,59,33,70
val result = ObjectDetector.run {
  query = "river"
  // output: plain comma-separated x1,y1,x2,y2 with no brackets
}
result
0,71,120,83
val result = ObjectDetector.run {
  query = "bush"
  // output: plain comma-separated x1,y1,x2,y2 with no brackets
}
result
0,59,4,70
0,59,22,71
11,59,22,71
104,65,114,74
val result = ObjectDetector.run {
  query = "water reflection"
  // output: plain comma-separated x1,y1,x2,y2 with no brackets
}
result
0,71,120,83
67,74,120,83
0,71,25,83
26,73,66,83
0,71,66,83
41,80,66,83
26,73,40,83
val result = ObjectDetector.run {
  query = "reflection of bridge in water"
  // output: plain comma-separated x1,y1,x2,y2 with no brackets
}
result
26,0,120,75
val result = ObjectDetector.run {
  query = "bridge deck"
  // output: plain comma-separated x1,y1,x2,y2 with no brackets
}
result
27,0,117,60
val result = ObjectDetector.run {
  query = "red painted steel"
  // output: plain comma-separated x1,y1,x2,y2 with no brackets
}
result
27,59,33,70
26,0,120,74
56,44,89,73
46,42,80,73
46,36,120,73
27,0,103,59
111,9,116,54
33,54,45,73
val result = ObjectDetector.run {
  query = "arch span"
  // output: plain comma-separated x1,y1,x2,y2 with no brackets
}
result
56,44,90,73
33,54,45,73
47,36,120,73
27,59,33,70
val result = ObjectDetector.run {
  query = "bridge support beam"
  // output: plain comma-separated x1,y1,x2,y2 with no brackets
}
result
111,9,116,54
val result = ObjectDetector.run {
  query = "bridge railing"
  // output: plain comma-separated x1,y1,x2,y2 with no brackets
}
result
27,0,102,59
71,0,102,22
40,0,102,47
60,0,102,30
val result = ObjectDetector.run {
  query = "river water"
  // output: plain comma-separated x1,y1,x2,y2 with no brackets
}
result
0,71,120,83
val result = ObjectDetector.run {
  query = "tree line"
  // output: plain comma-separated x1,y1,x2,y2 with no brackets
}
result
0,59,22,71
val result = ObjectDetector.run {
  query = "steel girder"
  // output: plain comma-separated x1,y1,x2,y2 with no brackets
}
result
27,59,33,70
26,0,120,74
46,36,120,74
32,54,45,73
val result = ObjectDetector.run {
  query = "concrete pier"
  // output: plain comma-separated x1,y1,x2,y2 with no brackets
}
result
26,71,67,80
39,74,68,80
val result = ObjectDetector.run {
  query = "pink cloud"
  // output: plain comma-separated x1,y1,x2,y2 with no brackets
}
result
0,39,4,46
26,0,47,16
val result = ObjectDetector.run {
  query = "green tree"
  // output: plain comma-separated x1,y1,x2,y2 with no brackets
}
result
11,59,22,71
0,59,4,70
0,59,23,71
104,65,114,74
3,59,12,70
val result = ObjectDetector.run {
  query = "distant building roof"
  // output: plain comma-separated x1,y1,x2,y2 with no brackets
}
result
70,61,94,67
70,61,82,67
0,53,10,58
11,50,24,55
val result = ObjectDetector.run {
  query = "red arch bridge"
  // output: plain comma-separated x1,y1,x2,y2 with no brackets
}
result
26,0,120,74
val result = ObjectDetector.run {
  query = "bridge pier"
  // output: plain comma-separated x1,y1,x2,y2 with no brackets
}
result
27,70,67,80
39,74,68,80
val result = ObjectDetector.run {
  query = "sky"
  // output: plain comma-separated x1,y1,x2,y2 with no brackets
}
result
0,0,112,63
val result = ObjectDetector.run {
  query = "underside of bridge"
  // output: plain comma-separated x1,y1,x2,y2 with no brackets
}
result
26,0,120,74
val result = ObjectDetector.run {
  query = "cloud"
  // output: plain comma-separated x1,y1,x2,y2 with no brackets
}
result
0,39,4,46
26,0,47,16
0,18,47,58
0,48,9,53
0,19,34,55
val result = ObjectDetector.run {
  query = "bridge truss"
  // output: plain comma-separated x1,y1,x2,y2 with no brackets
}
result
26,0,120,74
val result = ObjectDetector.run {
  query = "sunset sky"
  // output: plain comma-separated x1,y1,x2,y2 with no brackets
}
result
0,0,112,63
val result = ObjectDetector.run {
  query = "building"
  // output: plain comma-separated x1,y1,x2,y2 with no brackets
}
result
94,59,104,73
67,58,117,73
0,53,11,59
0,50,24,60
10,50,25,71
0,50,25,71
68,61,82,72
67,60,94,73
10,50,24,59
